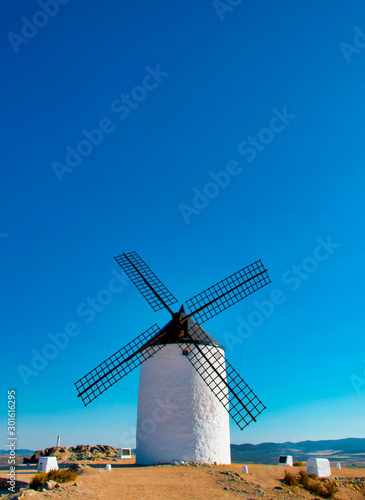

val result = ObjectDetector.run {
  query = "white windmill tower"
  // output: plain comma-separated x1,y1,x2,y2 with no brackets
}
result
75,252,270,465
136,307,230,464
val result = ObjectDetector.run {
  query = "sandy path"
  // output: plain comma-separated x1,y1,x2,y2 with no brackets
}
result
1,462,364,499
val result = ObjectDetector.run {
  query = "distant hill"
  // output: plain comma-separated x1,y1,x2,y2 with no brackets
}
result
231,438,365,466
1,439,364,467
0,449,34,455
0,450,34,467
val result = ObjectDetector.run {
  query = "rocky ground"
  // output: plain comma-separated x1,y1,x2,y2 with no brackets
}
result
23,445,119,464
0,446,364,499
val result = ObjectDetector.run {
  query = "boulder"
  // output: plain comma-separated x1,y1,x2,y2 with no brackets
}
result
44,480,59,490
69,463,92,474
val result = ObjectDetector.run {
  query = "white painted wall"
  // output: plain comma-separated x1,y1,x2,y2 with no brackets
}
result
136,344,231,465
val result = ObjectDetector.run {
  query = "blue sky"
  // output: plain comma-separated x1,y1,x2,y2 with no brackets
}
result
1,0,365,451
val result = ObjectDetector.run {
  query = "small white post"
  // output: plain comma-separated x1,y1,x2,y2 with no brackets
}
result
56,436,61,447
336,463,341,470
242,465,248,473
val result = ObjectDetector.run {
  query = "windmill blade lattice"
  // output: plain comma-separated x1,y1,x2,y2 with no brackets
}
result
75,324,163,406
185,260,270,324
114,252,178,312
178,324,265,430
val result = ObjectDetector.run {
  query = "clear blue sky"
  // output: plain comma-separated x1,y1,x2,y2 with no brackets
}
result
2,0,365,451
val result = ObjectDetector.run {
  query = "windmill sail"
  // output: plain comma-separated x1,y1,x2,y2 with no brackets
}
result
114,252,177,312
178,323,265,430
76,251,270,434
185,260,270,324
75,324,163,406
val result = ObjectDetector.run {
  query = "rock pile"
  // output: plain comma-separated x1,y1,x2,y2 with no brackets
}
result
23,444,118,464
331,477,365,493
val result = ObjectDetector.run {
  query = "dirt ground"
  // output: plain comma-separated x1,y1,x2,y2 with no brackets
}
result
1,459,364,500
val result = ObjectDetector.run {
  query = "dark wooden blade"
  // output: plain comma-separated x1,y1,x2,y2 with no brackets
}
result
114,251,177,313
75,324,163,406
184,260,270,324
178,323,265,430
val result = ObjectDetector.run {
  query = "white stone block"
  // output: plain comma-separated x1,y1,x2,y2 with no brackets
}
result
336,463,341,470
118,448,131,459
37,457,58,473
105,464,111,470
242,465,248,473
278,455,293,466
306,458,331,477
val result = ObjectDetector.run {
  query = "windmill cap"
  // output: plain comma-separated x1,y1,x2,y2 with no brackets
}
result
144,304,225,350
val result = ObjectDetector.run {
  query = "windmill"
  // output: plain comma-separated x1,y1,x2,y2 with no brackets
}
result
75,252,270,464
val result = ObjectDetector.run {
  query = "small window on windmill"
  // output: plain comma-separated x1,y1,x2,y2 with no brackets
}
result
182,348,192,356
118,448,132,459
